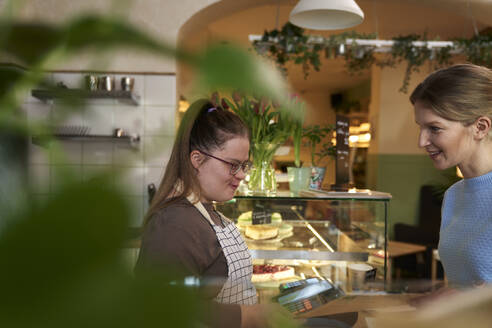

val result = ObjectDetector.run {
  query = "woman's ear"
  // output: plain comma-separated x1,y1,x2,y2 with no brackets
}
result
473,116,492,140
190,150,203,169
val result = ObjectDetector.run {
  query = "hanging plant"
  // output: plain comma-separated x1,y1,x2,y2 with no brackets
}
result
344,41,376,75
387,34,431,93
456,34,492,67
253,23,376,79
255,22,319,78
252,22,492,93
433,45,454,68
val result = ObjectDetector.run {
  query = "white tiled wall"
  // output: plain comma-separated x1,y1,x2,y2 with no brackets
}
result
24,72,176,227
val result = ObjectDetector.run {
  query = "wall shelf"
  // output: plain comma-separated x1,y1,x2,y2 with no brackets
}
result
31,88,141,106
32,134,140,149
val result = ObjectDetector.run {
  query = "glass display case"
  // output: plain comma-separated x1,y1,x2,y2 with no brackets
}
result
215,189,391,296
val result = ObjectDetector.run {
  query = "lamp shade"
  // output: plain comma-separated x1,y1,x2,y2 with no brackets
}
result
289,0,364,30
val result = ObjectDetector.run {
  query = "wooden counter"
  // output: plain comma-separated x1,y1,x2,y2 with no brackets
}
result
258,284,420,327
297,286,492,328
298,293,418,327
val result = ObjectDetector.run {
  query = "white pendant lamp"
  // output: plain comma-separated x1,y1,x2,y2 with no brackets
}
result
289,0,364,30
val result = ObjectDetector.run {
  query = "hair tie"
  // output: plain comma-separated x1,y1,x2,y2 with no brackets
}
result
208,107,218,113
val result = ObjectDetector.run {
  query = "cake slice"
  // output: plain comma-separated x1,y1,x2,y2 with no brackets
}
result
252,265,296,282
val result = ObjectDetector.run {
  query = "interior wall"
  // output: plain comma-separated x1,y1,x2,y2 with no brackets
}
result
303,91,336,126
368,63,456,237
24,71,176,228
1,0,221,73
377,64,427,155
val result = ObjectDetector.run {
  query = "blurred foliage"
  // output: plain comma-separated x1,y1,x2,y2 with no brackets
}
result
288,96,306,168
0,3,302,328
0,178,201,328
195,44,290,104
0,16,184,66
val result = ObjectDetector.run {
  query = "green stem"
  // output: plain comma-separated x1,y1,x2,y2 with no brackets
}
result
311,143,316,167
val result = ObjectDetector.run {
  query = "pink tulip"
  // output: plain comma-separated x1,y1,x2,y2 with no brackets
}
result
259,96,268,114
252,101,260,114
221,98,229,109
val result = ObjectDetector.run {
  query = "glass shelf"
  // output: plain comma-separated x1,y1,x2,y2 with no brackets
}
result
231,189,392,201
242,220,373,262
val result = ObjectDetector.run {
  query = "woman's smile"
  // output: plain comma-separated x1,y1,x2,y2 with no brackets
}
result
426,149,442,160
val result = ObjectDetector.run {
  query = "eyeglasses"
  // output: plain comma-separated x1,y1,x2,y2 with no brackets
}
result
199,150,252,175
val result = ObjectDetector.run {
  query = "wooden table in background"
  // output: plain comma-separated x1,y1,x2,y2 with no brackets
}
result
383,241,426,282
339,234,427,282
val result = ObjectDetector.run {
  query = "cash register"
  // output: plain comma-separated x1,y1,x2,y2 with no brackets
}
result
274,277,344,314
274,277,357,327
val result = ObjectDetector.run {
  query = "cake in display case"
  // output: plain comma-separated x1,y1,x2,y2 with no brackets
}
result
215,189,391,295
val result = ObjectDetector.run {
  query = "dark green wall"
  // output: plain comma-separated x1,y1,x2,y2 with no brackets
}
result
366,154,456,238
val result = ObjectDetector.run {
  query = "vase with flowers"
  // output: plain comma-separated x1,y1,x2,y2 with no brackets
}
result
222,92,301,195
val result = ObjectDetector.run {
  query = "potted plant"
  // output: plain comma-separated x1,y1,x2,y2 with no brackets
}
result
314,141,337,190
303,124,336,189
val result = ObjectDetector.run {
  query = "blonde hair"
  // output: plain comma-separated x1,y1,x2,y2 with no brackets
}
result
143,99,249,226
410,64,492,137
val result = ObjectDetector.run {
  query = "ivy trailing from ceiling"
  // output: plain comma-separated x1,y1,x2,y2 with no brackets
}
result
377,34,433,93
252,22,492,93
254,23,376,79
255,23,320,78
457,34,492,67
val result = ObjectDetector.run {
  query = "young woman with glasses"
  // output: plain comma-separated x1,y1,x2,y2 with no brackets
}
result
135,99,292,328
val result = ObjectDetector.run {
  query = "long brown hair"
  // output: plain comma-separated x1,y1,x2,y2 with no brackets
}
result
144,99,250,225
410,63,492,134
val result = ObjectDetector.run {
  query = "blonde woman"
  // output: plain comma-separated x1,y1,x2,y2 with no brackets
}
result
412,64,492,287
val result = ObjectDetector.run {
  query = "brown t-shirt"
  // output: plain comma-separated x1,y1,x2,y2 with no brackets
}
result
135,198,241,328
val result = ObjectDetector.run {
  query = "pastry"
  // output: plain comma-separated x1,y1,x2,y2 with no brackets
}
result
245,225,279,240
237,211,253,225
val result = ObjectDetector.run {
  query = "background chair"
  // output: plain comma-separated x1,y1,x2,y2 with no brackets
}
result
393,185,444,279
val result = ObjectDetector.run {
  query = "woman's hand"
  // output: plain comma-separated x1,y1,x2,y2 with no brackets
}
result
240,303,302,328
